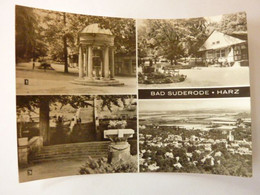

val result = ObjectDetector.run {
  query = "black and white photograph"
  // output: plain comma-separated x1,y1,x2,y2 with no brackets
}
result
138,12,249,88
139,98,252,177
16,5,137,95
16,95,137,182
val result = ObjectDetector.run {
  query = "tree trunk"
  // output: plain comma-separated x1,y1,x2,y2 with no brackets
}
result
39,97,50,145
63,13,69,73
174,57,177,65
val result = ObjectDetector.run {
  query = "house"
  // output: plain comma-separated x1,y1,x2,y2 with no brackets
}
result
199,30,248,66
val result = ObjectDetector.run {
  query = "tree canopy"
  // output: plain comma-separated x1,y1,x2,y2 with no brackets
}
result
15,5,136,72
15,6,48,62
17,95,136,145
138,17,207,64
218,12,247,34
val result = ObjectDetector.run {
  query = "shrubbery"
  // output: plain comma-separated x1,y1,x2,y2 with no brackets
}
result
138,72,186,84
79,156,137,174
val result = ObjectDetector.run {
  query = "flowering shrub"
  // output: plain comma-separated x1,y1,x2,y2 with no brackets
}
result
79,156,137,174
108,120,127,129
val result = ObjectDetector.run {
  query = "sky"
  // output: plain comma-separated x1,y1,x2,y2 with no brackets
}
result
139,98,251,112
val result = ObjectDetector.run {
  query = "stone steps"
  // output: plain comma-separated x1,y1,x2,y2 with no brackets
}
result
32,141,110,163
71,78,124,86
32,154,107,163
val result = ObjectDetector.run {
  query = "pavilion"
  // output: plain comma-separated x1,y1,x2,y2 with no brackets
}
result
72,23,124,86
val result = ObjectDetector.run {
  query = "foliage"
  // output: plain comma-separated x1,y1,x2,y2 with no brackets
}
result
17,95,136,145
15,6,48,62
108,120,127,129
138,18,207,64
216,12,247,34
79,156,137,174
16,5,135,72
139,12,247,65
138,72,186,84
98,95,136,112
16,95,92,112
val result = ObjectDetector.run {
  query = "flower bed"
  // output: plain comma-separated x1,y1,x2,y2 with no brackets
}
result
138,72,187,84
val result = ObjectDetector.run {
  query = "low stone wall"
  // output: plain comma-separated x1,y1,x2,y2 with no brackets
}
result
18,136,43,166
18,138,28,166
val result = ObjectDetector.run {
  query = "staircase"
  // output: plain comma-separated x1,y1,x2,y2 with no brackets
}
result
32,141,110,163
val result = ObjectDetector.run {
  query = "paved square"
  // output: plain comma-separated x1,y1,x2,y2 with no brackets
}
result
16,63,137,95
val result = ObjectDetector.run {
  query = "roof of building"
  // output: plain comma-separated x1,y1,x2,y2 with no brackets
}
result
199,30,246,51
80,23,113,35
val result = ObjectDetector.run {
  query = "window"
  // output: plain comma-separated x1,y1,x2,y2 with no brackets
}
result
216,41,220,44
207,51,213,58
216,50,220,58
235,56,242,61
212,42,215,45
132,61,136,74
221,49,225,57
241,45,246,49
234,44,248,61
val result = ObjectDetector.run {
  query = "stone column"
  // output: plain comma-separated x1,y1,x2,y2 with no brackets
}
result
104,129,135,164
102,49,105,77
104,46,109,78
110,47,115,79
108,142,131,163
83,50,87,77
78,46,83,78
87,46,93,78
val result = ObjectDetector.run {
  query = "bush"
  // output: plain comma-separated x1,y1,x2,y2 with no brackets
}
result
139,72,187,84
163,77,173,83
79,156,137,174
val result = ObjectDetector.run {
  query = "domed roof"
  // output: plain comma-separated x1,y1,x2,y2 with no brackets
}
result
80,23,113,35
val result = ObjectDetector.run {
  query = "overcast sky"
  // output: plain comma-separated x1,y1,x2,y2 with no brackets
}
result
139,98,251,112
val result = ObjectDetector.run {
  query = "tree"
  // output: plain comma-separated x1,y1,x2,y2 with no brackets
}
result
138,18,207,65
39,10,75,73
16,95,135,145
17,96,92,145
39,8,136,73
15,5,48,62
219,12,247,34
183,17,208,57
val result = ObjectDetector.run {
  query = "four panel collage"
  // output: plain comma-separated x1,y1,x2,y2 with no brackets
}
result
16,5,252,182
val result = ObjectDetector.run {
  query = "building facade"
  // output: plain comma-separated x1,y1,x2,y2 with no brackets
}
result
199,31,249,66
115,55,136,76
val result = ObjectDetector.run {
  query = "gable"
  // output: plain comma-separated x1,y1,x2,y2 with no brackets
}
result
199,31,246,51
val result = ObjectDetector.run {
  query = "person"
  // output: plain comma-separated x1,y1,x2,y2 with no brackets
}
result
58,115,62,123
69,118,75,132
77,117,82,123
